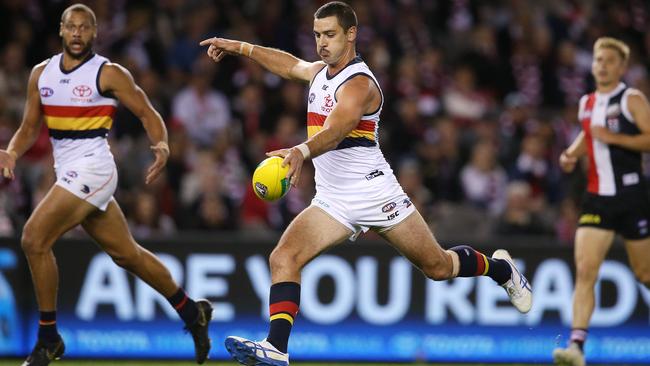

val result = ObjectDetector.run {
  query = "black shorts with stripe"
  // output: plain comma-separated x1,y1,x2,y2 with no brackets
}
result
579,190,650,240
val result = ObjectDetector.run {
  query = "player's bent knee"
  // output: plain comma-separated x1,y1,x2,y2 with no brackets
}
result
574,262,600,284
269,247,302,274
20,230,48,256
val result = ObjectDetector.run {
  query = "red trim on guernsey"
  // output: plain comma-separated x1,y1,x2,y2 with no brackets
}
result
356,120,375,131
307,112,326,126
270,301,299,317
307,111,375,130
42,105,116,118
582,94,598,194
474,251,486,276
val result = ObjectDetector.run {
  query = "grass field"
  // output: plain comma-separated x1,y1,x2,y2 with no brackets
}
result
0,362,543,366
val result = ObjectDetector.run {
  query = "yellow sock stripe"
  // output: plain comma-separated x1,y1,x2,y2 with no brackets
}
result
481,254,489,275
270,313,294,325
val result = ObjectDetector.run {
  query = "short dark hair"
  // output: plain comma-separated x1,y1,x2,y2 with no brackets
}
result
314,1,357,32
61,3,97,26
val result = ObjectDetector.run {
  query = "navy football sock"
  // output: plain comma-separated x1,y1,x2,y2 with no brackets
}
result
450,245,511,285
38,311,61,343
266,282,300,353
167,288,199,325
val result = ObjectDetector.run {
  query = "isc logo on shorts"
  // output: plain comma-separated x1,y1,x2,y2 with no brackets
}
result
579,214,601,224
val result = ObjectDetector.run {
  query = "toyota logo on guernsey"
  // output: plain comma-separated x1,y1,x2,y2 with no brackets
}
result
73,85,92,97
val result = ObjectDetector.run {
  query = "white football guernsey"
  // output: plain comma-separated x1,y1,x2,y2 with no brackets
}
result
307,56,391,192
37,53,119,210
38,53,117,169
307,56,414,238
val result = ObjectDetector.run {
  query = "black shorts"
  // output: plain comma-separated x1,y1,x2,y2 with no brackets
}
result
579,191,650,240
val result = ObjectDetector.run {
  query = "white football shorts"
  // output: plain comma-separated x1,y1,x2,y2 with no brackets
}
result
54,160,118,211
311,171,416,241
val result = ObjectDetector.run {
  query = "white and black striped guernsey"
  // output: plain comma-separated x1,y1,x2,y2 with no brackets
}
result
579,82,644,196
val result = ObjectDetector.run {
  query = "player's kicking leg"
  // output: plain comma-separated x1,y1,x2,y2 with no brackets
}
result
225,207,353,366
81,199,213,364
381,210,532,313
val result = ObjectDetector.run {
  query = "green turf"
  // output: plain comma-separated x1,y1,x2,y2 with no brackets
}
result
0,362,541,366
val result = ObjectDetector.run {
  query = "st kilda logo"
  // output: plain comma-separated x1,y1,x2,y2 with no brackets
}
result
73,85,92,97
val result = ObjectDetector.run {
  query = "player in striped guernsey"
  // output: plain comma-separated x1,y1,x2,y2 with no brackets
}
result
0,4,212,366
202,2,531,365
554,37,650,366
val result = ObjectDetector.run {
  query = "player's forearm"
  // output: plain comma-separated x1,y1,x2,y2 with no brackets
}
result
245,44,301,80
565,132,586,157
304,127,348,158
7,123,41,158
609,133,650,152
140,112,168,146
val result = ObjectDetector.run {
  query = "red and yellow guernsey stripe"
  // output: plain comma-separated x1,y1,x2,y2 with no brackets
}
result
307,111,376,149
43,105,116,130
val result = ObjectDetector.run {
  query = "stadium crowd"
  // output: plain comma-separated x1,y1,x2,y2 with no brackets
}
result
0,0,649,244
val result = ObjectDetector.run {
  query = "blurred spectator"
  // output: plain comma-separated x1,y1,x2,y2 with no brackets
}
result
191,191,236,230
128,190,176,238
166,2,217,89
442,65,490,125
460,139,507,215
397,159,433,218
498,92,537,166
555,198,579,245
496,181,552,235
1,0,648,241
110,2,166,75
0,42,29,121
265,115,303,153
553,40,589,107
511,132,551,200
172,57,231,147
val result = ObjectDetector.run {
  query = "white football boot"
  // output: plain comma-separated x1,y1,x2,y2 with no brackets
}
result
225,336,289,366
553,343,585,366
492,249,532,313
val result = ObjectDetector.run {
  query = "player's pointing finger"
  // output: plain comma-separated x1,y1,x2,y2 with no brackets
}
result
199,37,217,46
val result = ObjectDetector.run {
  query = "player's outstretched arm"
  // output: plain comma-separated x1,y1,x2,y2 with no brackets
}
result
100,63,169,184
199,37,325,83
591,90,650,151
1,63,46,179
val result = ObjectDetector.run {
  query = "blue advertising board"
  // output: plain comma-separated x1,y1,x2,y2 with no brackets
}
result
1,238,649,363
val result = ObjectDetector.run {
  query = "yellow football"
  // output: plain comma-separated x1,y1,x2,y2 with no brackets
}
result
252,156,291,201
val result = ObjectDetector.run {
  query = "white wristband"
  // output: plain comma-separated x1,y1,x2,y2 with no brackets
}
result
152,141,170,155
295,143,311,159
239,42,254,57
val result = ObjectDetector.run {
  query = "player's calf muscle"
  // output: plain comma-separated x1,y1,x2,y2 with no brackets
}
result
420,254,453,280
